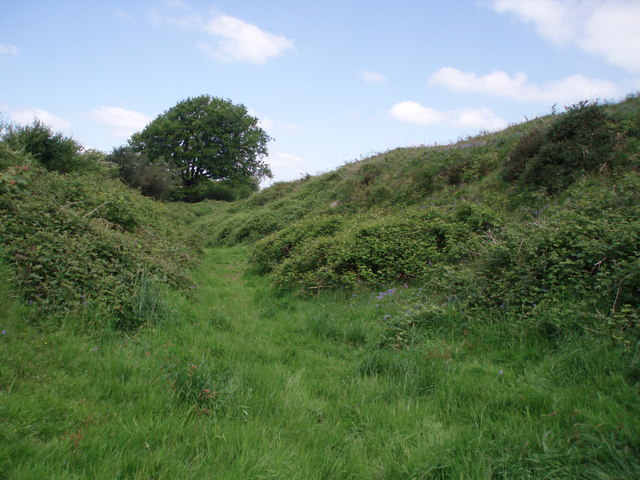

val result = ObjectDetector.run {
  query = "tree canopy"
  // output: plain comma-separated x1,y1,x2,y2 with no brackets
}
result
129,95,272,187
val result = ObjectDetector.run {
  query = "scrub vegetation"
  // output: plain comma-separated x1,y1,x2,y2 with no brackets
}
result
1,95,639,478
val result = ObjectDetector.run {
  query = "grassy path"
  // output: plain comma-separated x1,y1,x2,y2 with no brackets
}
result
2,246,639,479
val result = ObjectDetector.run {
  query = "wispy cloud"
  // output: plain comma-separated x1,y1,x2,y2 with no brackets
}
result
390,101,507,130
488,0,640,74
265,152,311,184
198,15,293,64
361,70,388,84
430,67,620,103
0,43,19,56
153,4,294,65
88,106,151,138
8,108,70,131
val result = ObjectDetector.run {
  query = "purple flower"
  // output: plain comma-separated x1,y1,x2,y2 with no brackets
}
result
1,330,6,335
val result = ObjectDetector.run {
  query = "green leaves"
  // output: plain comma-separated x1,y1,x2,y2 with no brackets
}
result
0,163,198,326
129,95,272,189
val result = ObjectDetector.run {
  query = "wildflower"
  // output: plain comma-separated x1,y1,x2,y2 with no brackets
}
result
499,370,504,375
376,288,398,300
90,347,98,352
383,314,392,320
1,330,6,335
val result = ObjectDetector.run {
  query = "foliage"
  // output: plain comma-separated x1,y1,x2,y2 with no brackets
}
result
470,173,640,324
178,176,259,203
504,101,621,192
265,208,487,292
129,95,272,188
252,215,347,274
0,157,199,327
106,146,177,200
1,119,87,173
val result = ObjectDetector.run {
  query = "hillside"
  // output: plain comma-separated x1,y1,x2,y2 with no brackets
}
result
1,96,640,478
197,98,639,335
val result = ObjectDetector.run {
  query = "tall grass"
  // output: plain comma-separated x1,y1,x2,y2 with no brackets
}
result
2,246,638,479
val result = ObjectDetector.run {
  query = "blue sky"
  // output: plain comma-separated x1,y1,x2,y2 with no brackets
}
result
1,0,639,184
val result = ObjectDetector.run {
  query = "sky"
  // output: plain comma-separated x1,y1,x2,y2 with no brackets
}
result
1,0,639,185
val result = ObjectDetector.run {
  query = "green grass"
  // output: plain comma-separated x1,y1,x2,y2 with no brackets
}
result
2,246,638,479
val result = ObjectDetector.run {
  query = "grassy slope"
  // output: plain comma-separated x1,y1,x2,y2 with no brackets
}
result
2,246,638,478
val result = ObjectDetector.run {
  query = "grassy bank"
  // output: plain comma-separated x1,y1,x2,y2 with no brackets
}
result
2,246,638,479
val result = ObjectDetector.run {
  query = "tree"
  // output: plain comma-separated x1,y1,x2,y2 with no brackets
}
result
129,95,272,188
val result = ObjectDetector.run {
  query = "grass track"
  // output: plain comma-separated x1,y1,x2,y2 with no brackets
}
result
1,246,639,479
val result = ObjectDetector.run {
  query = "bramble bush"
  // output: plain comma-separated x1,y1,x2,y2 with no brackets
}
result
268,206,502,292
252,215,347,274
0,159,198,328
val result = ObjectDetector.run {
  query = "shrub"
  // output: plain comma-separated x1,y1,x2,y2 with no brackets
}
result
2,120,86,173
106,146,177,200
0,161,197,326
471,173,640,317
271,208,486,292
504,101,616,192
252,215,347,273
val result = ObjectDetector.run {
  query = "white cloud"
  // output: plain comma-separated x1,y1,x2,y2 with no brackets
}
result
488,0,640,73
450,107,508,130
88,106,152,138
390,101,446,125
430,66,620,102
9,108,71,132
390,101,507,130
0,43,19,56
198,15,294,64
361,70,388,84
154,4,294,65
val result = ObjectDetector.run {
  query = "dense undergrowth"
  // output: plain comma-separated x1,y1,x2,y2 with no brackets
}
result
1,138,200,330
